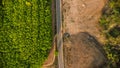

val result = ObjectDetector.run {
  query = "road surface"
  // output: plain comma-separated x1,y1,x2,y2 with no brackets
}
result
56,0,64,68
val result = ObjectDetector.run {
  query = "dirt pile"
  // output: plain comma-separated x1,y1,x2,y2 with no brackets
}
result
63,32,107,68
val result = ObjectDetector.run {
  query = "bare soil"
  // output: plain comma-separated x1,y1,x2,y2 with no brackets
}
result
42,0,108,68
63,32,107,68
62,0,108,68
62,0,107,43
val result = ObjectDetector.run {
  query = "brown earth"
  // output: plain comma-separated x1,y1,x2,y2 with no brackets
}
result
42,0,108,68
62,0,108,68
63,32,107,68
62,0,107,43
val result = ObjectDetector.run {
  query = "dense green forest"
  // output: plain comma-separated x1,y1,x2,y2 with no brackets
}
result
0,0,52,68
100,0,120,67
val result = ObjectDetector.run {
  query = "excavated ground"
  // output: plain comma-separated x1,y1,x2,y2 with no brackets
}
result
62,0,107,68
42,0,108,68
62,0,107,43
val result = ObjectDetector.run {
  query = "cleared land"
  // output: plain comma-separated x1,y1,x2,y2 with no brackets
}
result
62,0,107,68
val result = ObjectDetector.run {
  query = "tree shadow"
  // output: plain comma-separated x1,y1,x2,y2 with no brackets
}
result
0,0,4,28
0,52,3,68
0,0,3,6
109,25,120,38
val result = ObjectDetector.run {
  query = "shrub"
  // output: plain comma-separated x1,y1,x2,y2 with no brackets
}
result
100,0,120,67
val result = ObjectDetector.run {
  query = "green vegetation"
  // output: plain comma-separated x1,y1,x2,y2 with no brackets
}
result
99,0,120,67
0,0,52,68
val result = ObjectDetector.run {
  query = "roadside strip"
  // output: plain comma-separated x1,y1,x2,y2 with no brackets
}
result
56,0,64,68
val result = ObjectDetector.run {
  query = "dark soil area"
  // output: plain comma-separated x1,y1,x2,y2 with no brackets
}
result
63,32,107,68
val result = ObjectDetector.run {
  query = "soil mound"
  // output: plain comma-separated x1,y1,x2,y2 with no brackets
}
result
63,32,107,68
